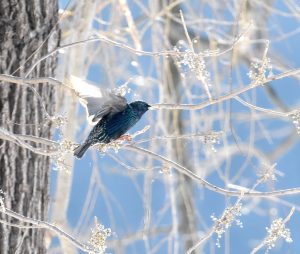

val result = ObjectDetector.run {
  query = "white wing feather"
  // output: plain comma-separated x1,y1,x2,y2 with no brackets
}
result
69,76,127,124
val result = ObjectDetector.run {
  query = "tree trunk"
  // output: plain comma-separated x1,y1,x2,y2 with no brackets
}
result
159,0,198,252
0,1,59,253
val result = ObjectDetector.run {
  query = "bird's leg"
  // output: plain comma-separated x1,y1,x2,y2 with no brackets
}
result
117,134,132,142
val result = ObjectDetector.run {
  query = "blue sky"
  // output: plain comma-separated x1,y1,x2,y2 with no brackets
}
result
53,1,300,253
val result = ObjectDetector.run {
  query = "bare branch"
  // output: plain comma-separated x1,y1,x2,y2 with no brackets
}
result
0,208,98,254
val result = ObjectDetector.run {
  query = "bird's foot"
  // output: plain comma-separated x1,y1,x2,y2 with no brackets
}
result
117,135,132,142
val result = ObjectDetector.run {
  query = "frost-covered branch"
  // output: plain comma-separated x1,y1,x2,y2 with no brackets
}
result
0,207,98,254
251,207,295,254
124,145,300,198
152,68,300,110
0,127,60,156
2,125,300,199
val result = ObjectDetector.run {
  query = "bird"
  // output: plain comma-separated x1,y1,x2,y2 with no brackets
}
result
70,76,150,158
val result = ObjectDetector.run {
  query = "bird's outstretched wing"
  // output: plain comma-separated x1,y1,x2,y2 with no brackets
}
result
69,76,127,123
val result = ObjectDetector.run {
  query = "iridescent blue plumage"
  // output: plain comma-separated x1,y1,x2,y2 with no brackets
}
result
74,101,150,158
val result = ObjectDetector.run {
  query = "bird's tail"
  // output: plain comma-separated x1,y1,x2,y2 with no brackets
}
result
74,142,92,158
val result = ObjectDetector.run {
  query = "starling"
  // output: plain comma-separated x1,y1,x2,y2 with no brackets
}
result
71,76,150,158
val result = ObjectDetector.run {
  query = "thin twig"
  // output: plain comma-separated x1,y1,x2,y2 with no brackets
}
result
234,96,289,117
250,207,295,254
0,208,98,254
24,29,253,76
124,145,300,198
2,128,300,198
0,128,60,156
152,68,300,110
186,229,214,254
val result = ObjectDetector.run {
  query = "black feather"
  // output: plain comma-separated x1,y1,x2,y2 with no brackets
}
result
74,101,150,158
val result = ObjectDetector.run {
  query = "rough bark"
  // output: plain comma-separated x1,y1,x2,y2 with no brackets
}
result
0,1,59,253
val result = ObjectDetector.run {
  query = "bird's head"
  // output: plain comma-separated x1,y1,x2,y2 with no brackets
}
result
130,101,151,116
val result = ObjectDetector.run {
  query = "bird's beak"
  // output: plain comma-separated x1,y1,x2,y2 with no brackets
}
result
147,104,152,109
